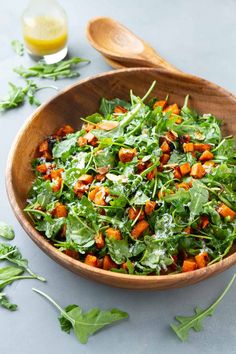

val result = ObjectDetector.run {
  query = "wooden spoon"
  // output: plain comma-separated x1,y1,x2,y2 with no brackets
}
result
87,17,181,73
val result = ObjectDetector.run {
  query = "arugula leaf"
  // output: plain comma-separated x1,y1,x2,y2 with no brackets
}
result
171,273,236,341
33,288,129,344
66,215,95,253
106,238,130,264
11,40,24,56
0,266,23,280
14,57,90,80
99,98,130,116
53,136,78,159
0,292,17,311
0,222,15,240
0,82,25,111
0,243,46,282
189,180,209,220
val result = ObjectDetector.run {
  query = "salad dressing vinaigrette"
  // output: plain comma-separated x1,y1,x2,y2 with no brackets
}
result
23,16,67,56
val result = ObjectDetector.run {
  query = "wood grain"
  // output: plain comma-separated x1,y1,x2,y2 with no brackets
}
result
5,68,236,289
87,17,181,73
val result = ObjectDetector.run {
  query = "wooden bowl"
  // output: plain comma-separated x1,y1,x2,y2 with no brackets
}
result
6,68,236,290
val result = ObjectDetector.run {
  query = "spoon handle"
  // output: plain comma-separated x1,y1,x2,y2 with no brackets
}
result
142,51,182,73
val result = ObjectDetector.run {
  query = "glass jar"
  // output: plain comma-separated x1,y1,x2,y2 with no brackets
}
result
22,0,68,63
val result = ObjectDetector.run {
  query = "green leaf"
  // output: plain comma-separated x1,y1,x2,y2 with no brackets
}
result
0,222,15,240
171,273,236,341
189,180,209,220
0,266,23,280
33,288,129,344
11,40,24,56
14,57,90,80
0,292,17,311
99,98,130,116
66,215,95,253
53,136,77,159
106,238,130,264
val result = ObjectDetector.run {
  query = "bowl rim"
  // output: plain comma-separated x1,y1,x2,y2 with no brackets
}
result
5,67,236,285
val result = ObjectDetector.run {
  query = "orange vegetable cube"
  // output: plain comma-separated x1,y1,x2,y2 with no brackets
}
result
51,168,64,180
77,136,88,147
217,203,236,221
200,215,209,229
36,164,48,174
195,252,208,268
106,228,122,240
78,174,94,184
64,249,79,259
164,103,180,115
84,132,98,146
199,150,214,162
182,259,197,272
56,125,74,137
73,181,88,196
165,130,178,142
161,140,171,153
160,154,170,165
52,203,67,218
114,105,128,114
131,220,149,239
153,100,167,109
128,208,145,221
103,255,117,270
88,186,100,201
177,182,190,190
39,139,49,153
145,201,156,215
95,233,105,249
190,163,206,179
93,187,109,206
173,166,182,179
180,162,191,176
183,143,194,153
118,148,137,163
84,254,98,267
193,143,211,152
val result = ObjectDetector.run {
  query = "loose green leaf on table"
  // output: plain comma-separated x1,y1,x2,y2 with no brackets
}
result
171,273,236,341
11,40,24,56
0,222,15,240
0,292,17,311
33,288,129,344
14,57,90,80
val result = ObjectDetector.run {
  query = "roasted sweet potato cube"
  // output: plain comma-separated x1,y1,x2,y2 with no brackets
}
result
114,105,128,113
194,143,211,152
180,162,191,176
88,186,100,201
77,136,88,147
52,203,67,218
84,254,98,267
95,233,105,249
78,174,94,184
217,203,236,221
199,150,214,162
173,166,182,179
200,215,210,229
51,168,64,180
190,163,206,179
160,154,170,165
163,103,180,115
182,259,197,272
128,208,145,221
195,252,208,268
103,255,117,270
39,139,49,153
56,125,74,137
73,181,88,196
131,220,149,239
106,228,122,240
118,148,137,163
84,132,98,146
36,164,48,174
153,100,167,109
145,201,156,215
165,130,178,142
64,249,79,259
183,143,194,152
52,177,62,192
161,140,171,153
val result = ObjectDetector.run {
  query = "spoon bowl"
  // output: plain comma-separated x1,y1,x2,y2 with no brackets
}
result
87,17,180,72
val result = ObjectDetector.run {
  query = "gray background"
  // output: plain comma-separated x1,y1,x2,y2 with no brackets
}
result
0,0,236,353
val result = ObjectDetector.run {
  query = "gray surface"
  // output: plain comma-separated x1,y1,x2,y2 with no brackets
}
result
0,0,236,353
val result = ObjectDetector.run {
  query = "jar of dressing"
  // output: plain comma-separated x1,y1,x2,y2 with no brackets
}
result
22,0,68,63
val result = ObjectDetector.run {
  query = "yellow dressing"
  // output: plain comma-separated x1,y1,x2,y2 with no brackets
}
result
23,16,67,56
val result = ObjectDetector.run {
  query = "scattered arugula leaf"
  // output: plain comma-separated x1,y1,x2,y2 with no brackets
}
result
0,222,15,240
171,273,236,341
11,40,24,56
14,57,90,80
0,292,17,311
33,288,129,344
